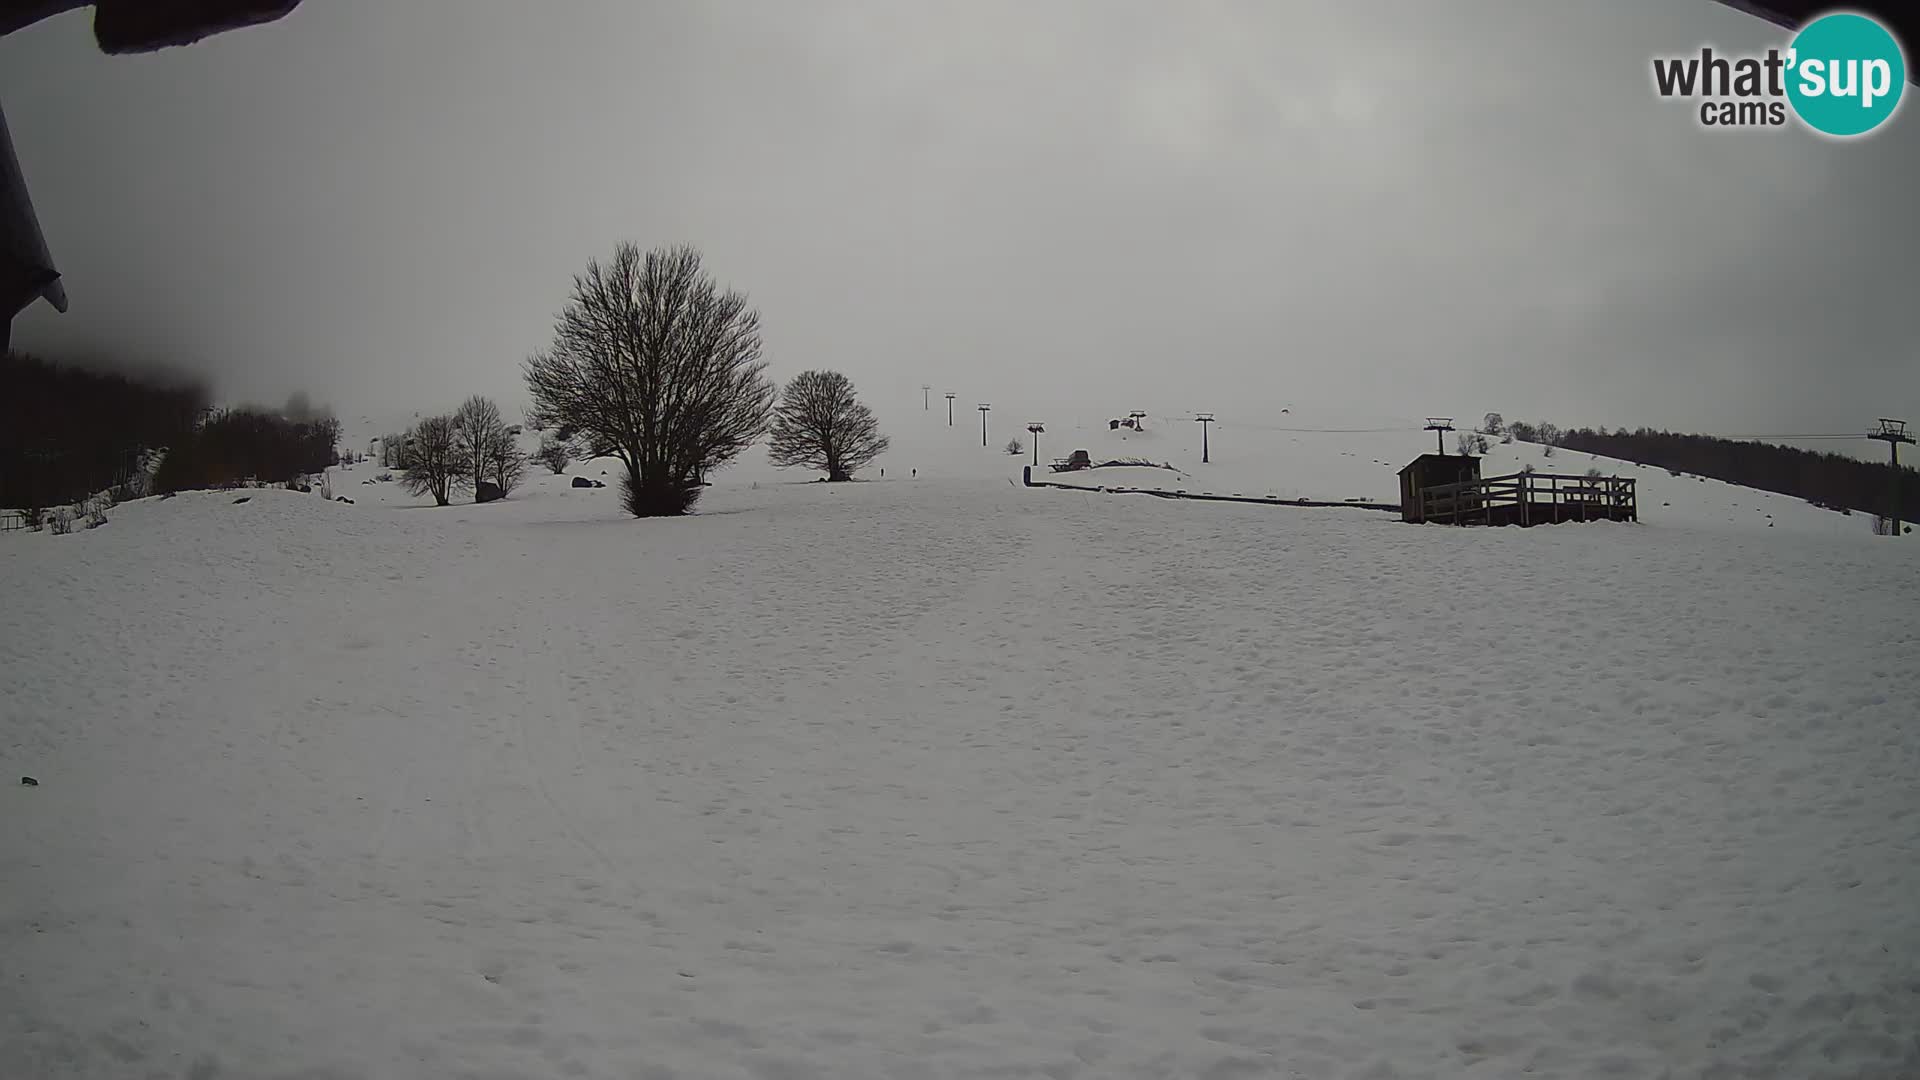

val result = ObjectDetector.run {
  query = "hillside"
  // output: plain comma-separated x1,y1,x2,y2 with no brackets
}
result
332,402,1882,542
5,418,1918,1078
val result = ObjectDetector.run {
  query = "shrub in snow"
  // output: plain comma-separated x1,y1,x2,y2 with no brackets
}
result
49,508,74,534
86,505,108,529
1005,438,1024,456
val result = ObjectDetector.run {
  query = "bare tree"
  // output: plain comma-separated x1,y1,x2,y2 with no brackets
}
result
487,423,529,495
377,432,409,469
1005,437,1024,456
452,395,503,491
401,414,464,506
767,370,889,481
1482,412,1505,435
535,433,571,474
525,244,775,516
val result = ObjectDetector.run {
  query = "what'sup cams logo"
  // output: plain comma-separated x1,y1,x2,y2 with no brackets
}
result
1653,10,1906,136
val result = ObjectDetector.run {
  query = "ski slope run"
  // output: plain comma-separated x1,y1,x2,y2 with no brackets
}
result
4,471,1916,1079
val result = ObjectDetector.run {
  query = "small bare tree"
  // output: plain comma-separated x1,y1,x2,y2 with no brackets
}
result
453,395,503,491
767,370,889,481
534,433,572,475
525,244,775,516
1005,437,1024,456
535,433,571,474
487,424,529,495
401,414,464,506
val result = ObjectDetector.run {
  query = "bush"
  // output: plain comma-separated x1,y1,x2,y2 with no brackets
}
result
86,504,108,529
1005,438,1024,456
49,507,74,534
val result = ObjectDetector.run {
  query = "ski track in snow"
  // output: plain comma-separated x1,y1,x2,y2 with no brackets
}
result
2,479,1918,1080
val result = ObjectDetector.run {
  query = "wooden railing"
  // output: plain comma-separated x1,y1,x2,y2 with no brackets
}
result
1420,471,1635,526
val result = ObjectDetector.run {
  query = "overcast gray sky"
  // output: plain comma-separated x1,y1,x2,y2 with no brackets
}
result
3,0,1916,439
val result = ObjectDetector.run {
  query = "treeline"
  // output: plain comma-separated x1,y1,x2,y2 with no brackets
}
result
1,350,209,510
2,349,346,510
153,408,343,493
1502,418,1914,524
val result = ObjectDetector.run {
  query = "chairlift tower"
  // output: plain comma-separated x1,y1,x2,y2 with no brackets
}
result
1425,417,1456,455
978,403,992,447
1129,410,1147,430
1869,418,1914,536
1027,422,1045,465
945,393,956,426
922,384,931,410
1194,413,1215,463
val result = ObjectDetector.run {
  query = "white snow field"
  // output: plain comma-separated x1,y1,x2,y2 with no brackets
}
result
5,416,1919,1079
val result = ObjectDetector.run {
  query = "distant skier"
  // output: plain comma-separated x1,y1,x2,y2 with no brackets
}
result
912,468,917,478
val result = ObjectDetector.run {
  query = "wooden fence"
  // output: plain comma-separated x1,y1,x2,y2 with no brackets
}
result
1418,471,1636,527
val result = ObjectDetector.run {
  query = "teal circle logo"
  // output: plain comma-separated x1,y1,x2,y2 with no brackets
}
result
1786,12,1906,136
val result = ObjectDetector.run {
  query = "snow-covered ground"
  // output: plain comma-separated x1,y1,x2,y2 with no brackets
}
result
4,409,1918,1079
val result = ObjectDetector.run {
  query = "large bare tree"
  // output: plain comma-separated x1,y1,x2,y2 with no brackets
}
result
400,414,463,506
524,244,775,516
767,370,889,481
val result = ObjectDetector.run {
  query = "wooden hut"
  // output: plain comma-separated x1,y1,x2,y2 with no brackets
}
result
1398,454,1481,523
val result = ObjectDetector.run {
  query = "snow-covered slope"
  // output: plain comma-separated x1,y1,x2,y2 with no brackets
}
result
4,462,1917,1078
333,398,1879,541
